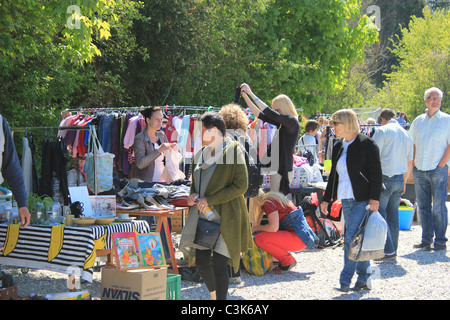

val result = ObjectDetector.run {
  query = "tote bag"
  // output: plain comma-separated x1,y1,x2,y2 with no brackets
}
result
348,208,387,262
84,126,114,194
242,238,273,276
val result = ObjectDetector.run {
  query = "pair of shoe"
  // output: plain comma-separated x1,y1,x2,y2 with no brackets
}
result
333,282,371,293
137,194,161,211
116,201,139,210
413,242,447,251
145,194,174,209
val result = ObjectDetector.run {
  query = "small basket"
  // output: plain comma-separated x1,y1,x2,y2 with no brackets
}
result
166,274,181,300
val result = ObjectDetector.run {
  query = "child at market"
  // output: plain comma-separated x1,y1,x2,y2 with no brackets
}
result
252,191,318,271
297,120,320,165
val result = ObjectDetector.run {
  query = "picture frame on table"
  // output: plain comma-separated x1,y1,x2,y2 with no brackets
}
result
112,232,140,269
137,233,166,267
89,195,116,218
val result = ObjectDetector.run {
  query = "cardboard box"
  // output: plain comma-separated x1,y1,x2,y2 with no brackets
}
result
101,267,167,300
171,208,188,233
0,284,18,300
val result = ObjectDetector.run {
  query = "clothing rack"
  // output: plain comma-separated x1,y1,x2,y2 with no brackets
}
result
11,126,91,132
11,125,97,197
62,105,220,116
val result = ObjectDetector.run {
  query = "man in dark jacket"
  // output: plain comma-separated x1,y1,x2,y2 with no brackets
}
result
1,115,31,228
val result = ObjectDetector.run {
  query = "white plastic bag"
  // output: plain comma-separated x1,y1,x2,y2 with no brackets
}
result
362,211,387,251
348,207,388,261
161,146,185,183
311,164,324,183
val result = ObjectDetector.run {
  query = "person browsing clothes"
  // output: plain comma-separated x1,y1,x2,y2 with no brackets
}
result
133,107,176,183
240,83,300,195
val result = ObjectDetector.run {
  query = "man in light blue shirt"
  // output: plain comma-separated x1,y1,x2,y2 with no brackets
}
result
373,108,414,260
409,87,450,251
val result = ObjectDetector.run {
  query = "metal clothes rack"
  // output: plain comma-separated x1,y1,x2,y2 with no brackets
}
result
11,125,98,196
11,126,90,132
62,105,220,116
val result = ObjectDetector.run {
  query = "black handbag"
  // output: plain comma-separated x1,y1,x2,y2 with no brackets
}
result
193,166,220,249
194,217,220,249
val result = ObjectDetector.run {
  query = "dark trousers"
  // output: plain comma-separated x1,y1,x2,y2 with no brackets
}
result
195,249,229,300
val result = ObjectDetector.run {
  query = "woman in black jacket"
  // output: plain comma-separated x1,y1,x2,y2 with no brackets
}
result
320,109,382,293
240,83,300,195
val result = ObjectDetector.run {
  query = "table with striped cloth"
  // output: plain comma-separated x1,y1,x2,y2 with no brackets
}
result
0,221,150,282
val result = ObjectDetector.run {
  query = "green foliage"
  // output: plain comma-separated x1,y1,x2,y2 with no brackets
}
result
245,0,378,115
0,0,144,124
0,0,379,128
175,0,267,107
0,0,116,65
371,7,449,119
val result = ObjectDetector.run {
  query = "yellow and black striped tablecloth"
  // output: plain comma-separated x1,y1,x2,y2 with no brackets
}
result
0,221,150,282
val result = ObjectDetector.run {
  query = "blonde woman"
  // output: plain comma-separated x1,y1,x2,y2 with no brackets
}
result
320,109,382,292
252,190,318,271
240,84,300,195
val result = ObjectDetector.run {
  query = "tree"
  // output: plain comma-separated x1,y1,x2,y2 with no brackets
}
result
0,0,116,65
244,0,378,115
0,0,144,126
370,7,449,119
175,0,267,107
361,0,426,87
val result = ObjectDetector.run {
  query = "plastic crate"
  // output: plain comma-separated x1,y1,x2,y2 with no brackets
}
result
166,274,181,300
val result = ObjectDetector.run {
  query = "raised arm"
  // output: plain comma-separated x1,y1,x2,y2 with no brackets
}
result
240,83,268,117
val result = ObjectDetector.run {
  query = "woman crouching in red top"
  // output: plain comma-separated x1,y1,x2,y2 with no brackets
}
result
252,191,319,271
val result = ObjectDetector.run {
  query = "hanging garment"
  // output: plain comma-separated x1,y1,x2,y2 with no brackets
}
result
177,115,191,157
193,119,203,156
0,115,4,184
28,135,39,194
39,136,70,205
164,114,177,143
22,137,33,196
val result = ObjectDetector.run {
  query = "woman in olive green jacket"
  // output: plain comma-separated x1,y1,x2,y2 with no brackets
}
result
179,112,253,300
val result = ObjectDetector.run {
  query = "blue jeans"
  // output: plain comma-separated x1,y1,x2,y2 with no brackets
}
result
340,199,370,287
413,165,448,246
279,207,319,250
99,114,115,153
378,174,404,254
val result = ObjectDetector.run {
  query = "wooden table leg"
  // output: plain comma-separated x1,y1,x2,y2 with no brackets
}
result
96,249,115,267
156,216,179,274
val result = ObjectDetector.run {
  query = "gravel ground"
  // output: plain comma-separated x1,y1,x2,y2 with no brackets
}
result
1,221,449,300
